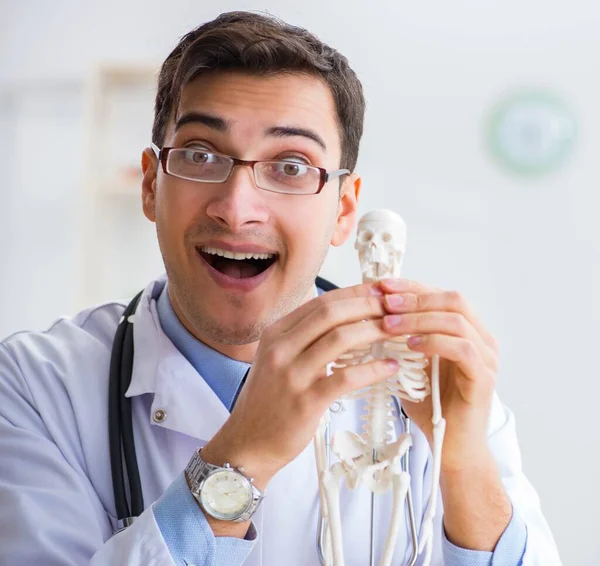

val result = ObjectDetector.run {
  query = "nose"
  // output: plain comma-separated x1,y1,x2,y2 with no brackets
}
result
369,239,386,261
205,164,270,231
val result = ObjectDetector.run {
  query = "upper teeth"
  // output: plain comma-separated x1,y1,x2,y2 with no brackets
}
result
201,247,275,261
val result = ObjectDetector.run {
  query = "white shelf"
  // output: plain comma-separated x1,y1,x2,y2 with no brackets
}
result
77,63,164,307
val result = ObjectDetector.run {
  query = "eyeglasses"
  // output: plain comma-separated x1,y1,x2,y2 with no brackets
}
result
151,143,350,195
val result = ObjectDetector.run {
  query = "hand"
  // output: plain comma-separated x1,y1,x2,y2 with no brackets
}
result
378,278,500,472
201,283,402,488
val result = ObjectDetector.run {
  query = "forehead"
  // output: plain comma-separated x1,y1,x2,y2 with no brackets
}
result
172,71,342,157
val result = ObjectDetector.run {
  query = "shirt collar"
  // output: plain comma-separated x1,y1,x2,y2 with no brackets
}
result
155,283,250,411
125,276,232,440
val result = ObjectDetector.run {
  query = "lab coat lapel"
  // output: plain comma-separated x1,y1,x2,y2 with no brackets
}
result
151,351,231,442
126,275,231,442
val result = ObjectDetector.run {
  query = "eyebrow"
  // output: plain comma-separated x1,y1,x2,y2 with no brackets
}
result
266,126,327,152
175,112,231,132
175,112,327,152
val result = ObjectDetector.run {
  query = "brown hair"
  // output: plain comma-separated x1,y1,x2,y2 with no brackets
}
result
152,11,365,171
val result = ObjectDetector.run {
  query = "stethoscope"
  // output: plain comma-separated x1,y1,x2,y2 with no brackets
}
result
108,277,419,565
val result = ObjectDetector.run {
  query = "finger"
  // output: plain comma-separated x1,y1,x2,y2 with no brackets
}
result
297,316,396,377
377,278,441,295
382,310,495,370
313,357,401,401
285,293,389,353
269,282,383,336
382,288,498,354
406,333,493,387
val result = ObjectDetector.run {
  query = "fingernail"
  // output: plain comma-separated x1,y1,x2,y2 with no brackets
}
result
385,294,404,308
407,335,423,347
386,359,399,370
384,314,403,327
369,285,384,296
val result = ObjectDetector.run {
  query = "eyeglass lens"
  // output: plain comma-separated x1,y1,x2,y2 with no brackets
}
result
166,148,321,194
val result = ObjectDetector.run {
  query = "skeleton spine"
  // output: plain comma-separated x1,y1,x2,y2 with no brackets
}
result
360,381,396,451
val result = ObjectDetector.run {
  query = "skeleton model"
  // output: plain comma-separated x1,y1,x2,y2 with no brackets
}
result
314,210,447,566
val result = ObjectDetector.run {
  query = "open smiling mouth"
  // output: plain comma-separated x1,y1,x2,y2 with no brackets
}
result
198,247,278,279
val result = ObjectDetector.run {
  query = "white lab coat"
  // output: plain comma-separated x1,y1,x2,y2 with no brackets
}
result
0,275,561,565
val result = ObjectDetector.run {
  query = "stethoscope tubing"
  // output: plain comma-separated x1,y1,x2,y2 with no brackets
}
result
108,290,144,525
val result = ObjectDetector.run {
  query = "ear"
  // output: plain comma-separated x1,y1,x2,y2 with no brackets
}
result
330,174,361,247
141,148,158,223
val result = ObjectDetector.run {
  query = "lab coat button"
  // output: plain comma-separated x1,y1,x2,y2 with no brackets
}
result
153,409,167,423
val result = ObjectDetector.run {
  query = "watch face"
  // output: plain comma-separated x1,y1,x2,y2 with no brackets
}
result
200,469,253,521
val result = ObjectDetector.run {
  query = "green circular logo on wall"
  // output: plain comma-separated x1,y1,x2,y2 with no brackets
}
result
487,90,577,176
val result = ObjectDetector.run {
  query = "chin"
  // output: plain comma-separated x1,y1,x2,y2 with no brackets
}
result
189,298,273,344
202,315,268,346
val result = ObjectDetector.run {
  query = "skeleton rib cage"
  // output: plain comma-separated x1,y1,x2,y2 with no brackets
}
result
314,210,447,566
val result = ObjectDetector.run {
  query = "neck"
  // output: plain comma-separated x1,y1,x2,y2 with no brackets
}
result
193,334,259,364
166,285,316,364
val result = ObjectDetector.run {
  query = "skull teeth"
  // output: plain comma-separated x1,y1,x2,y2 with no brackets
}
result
201,247,276,261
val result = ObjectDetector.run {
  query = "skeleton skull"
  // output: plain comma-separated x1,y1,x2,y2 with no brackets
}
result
354,209,407,281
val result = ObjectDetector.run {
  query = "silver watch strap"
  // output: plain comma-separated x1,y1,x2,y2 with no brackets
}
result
185,449,264,522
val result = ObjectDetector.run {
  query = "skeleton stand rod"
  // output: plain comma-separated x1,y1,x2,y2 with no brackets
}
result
369,261,386,566
400,410,419,566
370,449,376,566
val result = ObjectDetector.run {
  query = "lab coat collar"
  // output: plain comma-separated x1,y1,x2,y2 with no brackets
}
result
125,275,230,441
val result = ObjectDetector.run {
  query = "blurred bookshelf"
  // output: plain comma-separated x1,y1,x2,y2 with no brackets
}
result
77,64,165,308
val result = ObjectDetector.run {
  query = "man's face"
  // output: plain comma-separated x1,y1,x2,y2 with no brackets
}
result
142,71,359,356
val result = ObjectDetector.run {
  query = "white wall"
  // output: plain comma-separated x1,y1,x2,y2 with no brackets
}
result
1,1,599,563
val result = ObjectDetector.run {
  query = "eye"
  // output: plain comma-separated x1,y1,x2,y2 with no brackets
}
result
275,161,309,177
285,163,300,176
191,150,213,164
360,231,373,243
192,151,209,164
182,148,219,164
382,233,392,243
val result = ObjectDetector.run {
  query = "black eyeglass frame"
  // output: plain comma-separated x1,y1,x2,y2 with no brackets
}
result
150,143,351,195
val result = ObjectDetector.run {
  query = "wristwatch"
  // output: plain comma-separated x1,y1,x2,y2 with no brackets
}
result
185,448,265,522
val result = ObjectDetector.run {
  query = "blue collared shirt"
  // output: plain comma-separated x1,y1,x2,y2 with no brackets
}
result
153,284,527,565
155,284,250,411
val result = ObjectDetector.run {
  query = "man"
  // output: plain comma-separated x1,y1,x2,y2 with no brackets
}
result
0,11,560,566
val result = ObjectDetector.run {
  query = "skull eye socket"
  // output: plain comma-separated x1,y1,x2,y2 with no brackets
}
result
359,231,374,243
382,233,392,243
